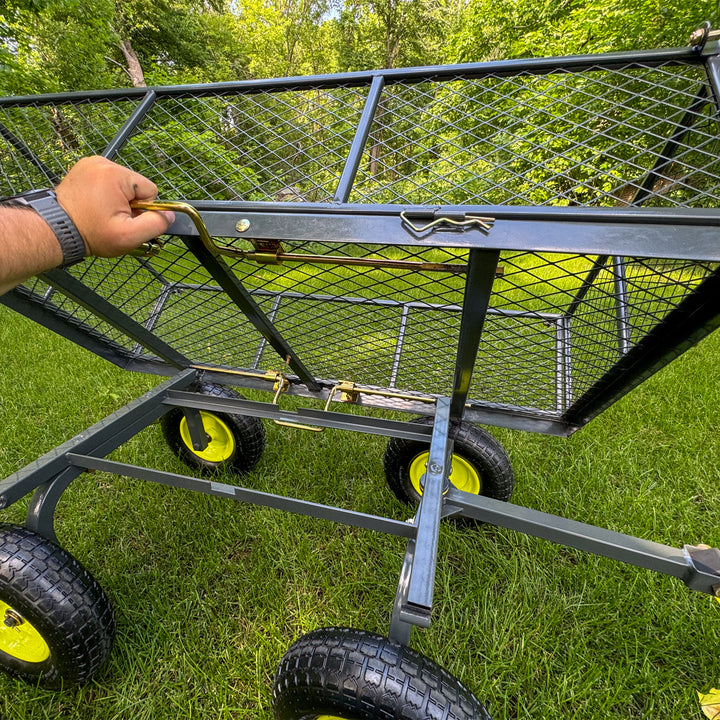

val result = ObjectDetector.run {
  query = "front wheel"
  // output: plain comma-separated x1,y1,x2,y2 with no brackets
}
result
272,627,491,719
0,524,115,688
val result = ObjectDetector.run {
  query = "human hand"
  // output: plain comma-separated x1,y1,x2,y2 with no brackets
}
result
55,156,175,258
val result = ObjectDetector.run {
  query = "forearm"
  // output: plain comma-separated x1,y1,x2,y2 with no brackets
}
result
0,206,63,295
0,157,173,297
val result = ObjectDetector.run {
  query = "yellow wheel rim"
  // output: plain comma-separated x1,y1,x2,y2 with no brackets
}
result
0,600,50,663
180,412,235,463
408,452,482,496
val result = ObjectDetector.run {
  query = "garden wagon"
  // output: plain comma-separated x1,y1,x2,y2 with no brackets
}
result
2,22,720,719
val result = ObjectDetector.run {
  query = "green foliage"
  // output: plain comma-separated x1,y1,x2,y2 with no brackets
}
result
3,0,713,96
334,0,459,70
449,0,718,63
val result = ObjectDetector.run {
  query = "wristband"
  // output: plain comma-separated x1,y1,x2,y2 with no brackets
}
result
3,188,87,268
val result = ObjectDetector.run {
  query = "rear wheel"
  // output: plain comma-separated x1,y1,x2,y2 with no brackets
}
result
0,524,115,688
383,418,514,509
161,382,265,474
273,627,491,720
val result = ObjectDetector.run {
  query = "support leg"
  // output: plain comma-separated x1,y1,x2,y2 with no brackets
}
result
25,468,77,542
391,398,452,633
389,540,416,645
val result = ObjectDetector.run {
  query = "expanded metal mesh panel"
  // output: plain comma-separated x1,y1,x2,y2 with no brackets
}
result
472,313,560,412
112,87,369,202
566,257,717,403
14,239,716,415
3,51,720,427
351,62,720,207
3,60,718,207
0,100,138,195
19,266,153,356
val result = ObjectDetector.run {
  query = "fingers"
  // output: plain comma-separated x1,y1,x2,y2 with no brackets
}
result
122,208,175,246
56,156,173,258
125,171,159,203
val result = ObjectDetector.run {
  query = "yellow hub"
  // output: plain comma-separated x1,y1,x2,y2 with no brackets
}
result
409,452,482,496
0,600,50,663
180,412,236,463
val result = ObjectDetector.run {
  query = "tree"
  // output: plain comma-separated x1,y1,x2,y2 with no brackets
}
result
448,0,719,64
0,0,250,95
334,0,456,71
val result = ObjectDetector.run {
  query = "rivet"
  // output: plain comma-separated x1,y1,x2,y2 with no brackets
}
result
235,219,250,233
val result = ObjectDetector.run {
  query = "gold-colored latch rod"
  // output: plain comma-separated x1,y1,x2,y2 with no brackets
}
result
130,200,215,257
130,201,498,276
322,381,436,411
189,365,323,431
190,365,437,431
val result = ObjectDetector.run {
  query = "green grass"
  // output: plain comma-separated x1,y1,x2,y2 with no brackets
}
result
0,303,719,719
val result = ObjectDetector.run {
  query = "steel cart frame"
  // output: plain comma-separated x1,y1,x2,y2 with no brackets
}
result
1,24,720,717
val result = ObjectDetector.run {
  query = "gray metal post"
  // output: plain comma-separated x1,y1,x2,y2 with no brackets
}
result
397,397,452,627
444,487,720,594
449,249,501,422
333,75,385,203
0,370,197,510
180,235,321,391
102,90,158,160
41,268,191,368
613,256,631,355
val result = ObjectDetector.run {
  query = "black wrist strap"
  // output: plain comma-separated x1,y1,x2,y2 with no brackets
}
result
4,189,87,268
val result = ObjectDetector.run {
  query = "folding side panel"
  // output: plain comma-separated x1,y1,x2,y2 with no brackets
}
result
2,47,720,433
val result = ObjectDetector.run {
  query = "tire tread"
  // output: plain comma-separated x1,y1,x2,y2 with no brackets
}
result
273,627,491,720
384,417,514,507
0,524,115,688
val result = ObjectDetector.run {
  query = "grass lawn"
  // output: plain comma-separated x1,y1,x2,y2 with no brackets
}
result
0,301,719,720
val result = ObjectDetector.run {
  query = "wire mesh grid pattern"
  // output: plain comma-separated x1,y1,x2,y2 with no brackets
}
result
113,87,370,203
14,243,718,416
0,99,139,190
351,62,720,206
3,49,720,428
2,59,720,206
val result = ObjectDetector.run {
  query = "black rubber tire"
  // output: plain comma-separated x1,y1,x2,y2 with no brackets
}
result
0,524,115,689
383,417,514,506
161,382,265,474
272,627,491,720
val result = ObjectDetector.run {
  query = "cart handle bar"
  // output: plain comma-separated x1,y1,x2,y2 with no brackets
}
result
131,200,215,257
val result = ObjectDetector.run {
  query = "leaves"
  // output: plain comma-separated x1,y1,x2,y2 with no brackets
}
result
699,689,720,719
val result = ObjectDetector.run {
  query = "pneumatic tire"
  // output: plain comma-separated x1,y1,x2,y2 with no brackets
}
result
383,417,514,511
272,627,491,720
0,524,115,689
161,382,265,475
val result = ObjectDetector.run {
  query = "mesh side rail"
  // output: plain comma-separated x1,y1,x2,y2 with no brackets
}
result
2,45,720,433
1,51,719,208
13,234,716,425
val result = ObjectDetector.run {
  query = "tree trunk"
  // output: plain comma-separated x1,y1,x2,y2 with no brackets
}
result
120,39,146,87
369,104,385,178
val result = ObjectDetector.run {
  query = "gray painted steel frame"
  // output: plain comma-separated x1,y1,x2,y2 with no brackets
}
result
2,39,720,652
0,379,716,645
0,43,713,109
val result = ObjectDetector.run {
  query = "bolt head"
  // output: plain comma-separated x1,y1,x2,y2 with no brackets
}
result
3,610,23,628
235,219,250,233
